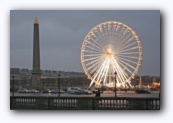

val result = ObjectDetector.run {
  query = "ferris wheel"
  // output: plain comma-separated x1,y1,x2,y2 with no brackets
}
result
81,21,142,88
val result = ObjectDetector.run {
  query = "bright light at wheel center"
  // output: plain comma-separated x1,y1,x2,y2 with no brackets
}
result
105,48,112,57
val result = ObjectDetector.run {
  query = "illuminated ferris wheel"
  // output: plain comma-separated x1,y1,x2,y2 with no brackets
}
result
81,21,142,88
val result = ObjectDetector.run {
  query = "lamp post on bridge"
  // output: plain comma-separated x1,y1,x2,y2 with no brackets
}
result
114,71,117,98
12,75,15,96
58,71,61,97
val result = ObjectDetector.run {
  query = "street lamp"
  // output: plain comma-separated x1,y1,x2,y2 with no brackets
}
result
64,79,66,90
58,71,61,97
71,81,72,87
42,76,45,90
12,75,15,96
114,71,117,98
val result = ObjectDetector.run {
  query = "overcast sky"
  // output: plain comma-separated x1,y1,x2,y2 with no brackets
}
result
10,10,160,76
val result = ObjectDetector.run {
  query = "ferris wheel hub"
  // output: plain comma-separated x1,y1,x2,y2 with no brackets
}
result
105,48,112,56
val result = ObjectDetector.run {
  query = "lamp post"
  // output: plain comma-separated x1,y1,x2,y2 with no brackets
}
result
42,76,45,90
12,75,15,96
114,71,117,98
42,81,44,89
58,71,60,97
71,81,72,87
64,79,66,89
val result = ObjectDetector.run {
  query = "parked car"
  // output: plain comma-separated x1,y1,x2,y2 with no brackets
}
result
85,88,98,94
67,87,81,94
94,88,104,93
135,88,150,94
18,88,29,93
75,89,92,95
51,89,65,94
28,89,39,93
41,89,51,93
62,88,67,92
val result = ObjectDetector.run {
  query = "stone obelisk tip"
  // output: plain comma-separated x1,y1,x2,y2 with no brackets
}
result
34,17,38,24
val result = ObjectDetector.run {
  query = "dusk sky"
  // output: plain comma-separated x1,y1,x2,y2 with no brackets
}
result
10,10,160,76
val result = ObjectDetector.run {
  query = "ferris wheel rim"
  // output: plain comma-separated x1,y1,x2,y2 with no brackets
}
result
81,21,142,87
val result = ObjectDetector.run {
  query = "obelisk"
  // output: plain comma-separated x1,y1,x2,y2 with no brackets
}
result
31,17,41,89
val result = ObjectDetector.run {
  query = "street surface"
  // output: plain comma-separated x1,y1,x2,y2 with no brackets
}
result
10,91,159,98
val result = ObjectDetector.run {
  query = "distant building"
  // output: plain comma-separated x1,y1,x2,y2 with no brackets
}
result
10,68,89,90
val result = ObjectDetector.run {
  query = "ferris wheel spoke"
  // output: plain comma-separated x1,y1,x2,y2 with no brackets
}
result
116,62,133,80
85,40,104,51
110,27,121,45
115,63,128,82
97,25,107,42
103,60,110,84
99,69,108,85
109,32,120,52
89,35,105,49
122,28,128,35
90,36,105,50
104,31,111,45
102,25,109,42
83,49,101,54
114,29,130,44
89,58,108,87
106,25,115,44
99,31,109,47
116,58,133,76
85,62,104,73
83,55,103,62
94,57,110,85
116,63,128,83
85,57,103,67
89,57,106,74
116,57,136,70
95,31,106,48
115,60,129,79
118,51,140,55
83,54,103,60
116,24,120,32
114,27,126,42
98,36,108,49
96,58,109,84
87,58,104,72
107,26,112,39
118,37,136,51
83,53,103,57
118,46,139,53
110,58,123,83
85,45,103,52
111,60,125,84
99,25,108,46
113,27,123,41
100,58,111,85
112,35,128,53
118,55,140,60
115,33,132,52
85,59,103,71
100,59,110,84
116,31,131,45
117,56,138,65
116,26,126,39
111,57,128,84
118,40,136,51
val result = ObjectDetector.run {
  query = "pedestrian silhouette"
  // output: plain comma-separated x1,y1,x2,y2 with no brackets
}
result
95,89,101,97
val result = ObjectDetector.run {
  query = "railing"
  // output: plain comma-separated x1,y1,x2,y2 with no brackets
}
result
10,96,160,110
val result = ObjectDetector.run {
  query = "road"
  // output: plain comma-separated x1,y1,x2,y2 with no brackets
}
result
10,91,159,98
